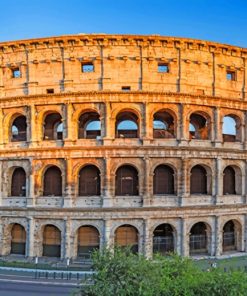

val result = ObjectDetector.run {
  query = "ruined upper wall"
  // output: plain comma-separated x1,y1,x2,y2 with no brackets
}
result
0,34,246,99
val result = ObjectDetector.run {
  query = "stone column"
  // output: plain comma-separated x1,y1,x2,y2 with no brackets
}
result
64,218,72,259
214,107,222,147
64,158,73,208
0,109,4,146
99,103,106,138
180,218,189,256
244,111,247,149
103,157,113,207
0,222,3,255
30,105,38,145
27,165,35,207
143,157,151,207
104,219,112,248
65,103,75,143
143,219,152,258
215,157,223,204
215,216,222,257
176,218,183,256
103,102,114,144
0,161,3,206
61,103,67,140
0,67,4,97
27,217,34,257
178,104,187,146
243,161,247,204
142,103,153,146
244,215,247,252
179,158,188,206
26,106,31,143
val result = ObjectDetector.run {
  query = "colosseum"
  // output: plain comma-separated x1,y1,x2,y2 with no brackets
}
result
0,33,246,261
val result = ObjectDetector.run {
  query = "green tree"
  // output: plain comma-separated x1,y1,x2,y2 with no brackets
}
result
81,248,247,296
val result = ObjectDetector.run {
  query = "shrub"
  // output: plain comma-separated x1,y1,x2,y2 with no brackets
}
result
81,248,247,296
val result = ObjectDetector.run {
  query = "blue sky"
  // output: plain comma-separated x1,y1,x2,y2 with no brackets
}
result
0,0,246,47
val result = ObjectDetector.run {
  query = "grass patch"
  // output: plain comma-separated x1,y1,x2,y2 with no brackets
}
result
194,255,247,271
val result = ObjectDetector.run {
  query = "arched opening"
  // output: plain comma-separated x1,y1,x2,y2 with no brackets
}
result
153,111,175,138
11,224,26,255
42,225,61,257
223,220,237,252
43,113,63,140
116,111,139,138
153,165,174,195
115,165,139,196
11,115,27,142
223,166,236,195
190,165,207,194
78,165,100,196
77,226,100,258
222,115,239,142
115,225,138,253
43,166,62,196
153,224,174,255
190,222,209,255
11,167,26,197
189,113,209,140
78,112,101,139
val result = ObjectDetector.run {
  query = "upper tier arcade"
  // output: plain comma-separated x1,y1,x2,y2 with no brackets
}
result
0,34,246,99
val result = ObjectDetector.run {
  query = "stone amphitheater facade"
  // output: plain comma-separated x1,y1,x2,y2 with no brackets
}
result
0,34,247,260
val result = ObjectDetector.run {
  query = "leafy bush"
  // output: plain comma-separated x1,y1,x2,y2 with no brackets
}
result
82,248,247,296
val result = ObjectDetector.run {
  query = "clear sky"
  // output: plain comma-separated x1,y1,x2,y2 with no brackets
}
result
0,0,246,47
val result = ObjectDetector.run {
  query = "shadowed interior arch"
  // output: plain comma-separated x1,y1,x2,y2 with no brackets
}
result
11,115,27,142
11,224,26,255
189,113,209,140
42,225,61,257
78,112,101,139
153,165,174,194
190,222,209,255
11,167,26,197
43,113,63,140
43,166,62,196
153,111,175,138
115,225,138,253
153,223,174,255
190,165,207,194
77,226,100,258
78,165,100,196
115,165,139,196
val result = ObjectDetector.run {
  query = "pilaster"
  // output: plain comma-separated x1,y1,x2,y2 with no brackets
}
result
178,103,187,146
180,158,188,205
213,107,222,147
143,157,151,206
64,218,71,258
104,219,113,248
103,102,114,144
102,157,113,207
26,167,35,207
215,216,222,257
143,219,152,258
215,157,222,204
27,217,34,257
64,158,73,207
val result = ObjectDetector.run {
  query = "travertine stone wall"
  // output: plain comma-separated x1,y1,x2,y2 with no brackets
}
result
0,34,246,259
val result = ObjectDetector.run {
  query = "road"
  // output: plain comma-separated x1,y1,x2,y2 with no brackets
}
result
0,273,82,296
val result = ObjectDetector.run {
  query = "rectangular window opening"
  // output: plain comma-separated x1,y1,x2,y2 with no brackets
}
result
226,71,236,81
122,86,131,91
46,88,54,94
81,63,94,73
158,63,169,73
12,68,21,78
